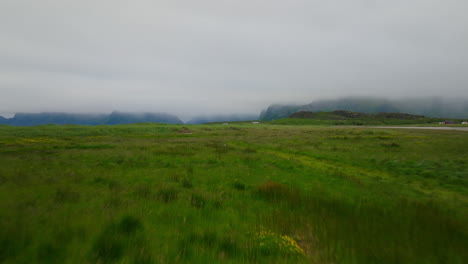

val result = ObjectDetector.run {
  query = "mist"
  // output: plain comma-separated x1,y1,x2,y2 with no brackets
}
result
1,0,467,119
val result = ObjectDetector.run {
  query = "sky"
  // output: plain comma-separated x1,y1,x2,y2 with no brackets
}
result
1,0,467,118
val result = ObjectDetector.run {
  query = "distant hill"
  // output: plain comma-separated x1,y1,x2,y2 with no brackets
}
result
290,110,427,120
0,116,9,125
259,97,468,121
1,112,183,126
259,104,301,121
269,110,448,125
106,112,183,125
8,113,108,126
186,114,259,124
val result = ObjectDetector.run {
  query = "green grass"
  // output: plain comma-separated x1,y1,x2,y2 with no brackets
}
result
0,124,467,263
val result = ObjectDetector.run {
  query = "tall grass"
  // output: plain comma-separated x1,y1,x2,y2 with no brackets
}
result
0,124,466,263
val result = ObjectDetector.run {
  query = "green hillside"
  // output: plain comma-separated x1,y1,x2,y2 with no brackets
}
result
259,97,468,121
269,110,459,126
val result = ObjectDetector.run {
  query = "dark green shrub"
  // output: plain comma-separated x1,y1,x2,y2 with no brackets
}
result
90,235,124,263
218,237,238,257
89,216,146,263
233,180,246,190
181,177,193,188
36,243,63,263
117,215,143,234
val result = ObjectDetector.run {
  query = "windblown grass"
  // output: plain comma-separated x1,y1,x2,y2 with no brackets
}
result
0,124,466,263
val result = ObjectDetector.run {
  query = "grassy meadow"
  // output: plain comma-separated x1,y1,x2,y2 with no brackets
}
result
0,123,467,263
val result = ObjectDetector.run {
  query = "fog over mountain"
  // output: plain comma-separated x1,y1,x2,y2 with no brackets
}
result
0,112,182,126
1,1,468,117
259,97,468,121
186,114,259,124
1,96,466,126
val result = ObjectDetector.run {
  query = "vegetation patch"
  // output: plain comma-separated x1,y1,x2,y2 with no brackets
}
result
54,188,80,203
253,229,305,257
176,127,193,134
157,186,179,203
89,215,150,264
181,177,194,188
233,180,246,191
0,124,466,263
255,181,300,204
382,142,400,148
63,144,115,149
190,193,206,208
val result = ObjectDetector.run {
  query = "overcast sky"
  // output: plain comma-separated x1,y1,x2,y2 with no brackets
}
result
1,0,467,118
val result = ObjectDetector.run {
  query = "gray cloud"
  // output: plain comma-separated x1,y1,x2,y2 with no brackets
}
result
1,0,467,118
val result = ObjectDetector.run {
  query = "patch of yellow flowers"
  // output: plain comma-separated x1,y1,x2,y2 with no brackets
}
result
18,137,57,144
256,229,305,256
1,137,57,145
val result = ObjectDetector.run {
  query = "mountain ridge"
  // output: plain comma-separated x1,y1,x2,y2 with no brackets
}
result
0,112,183,126
186,114,259,124
260,97,468,121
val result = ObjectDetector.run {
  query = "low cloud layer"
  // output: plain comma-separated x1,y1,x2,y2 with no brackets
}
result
1,0,467,118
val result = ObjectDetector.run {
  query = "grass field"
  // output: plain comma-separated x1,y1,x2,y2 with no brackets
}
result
0,123,467,263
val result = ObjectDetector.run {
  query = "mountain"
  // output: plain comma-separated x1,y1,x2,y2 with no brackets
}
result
2,112,183,126
272,110,445,125
8,113,108,126
106,112,183,125
0,116,9,125
259,97,468,121
259,104,301,121
289,110,426,120
300,98,399,114
186,114,259,124
290,110,430,120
